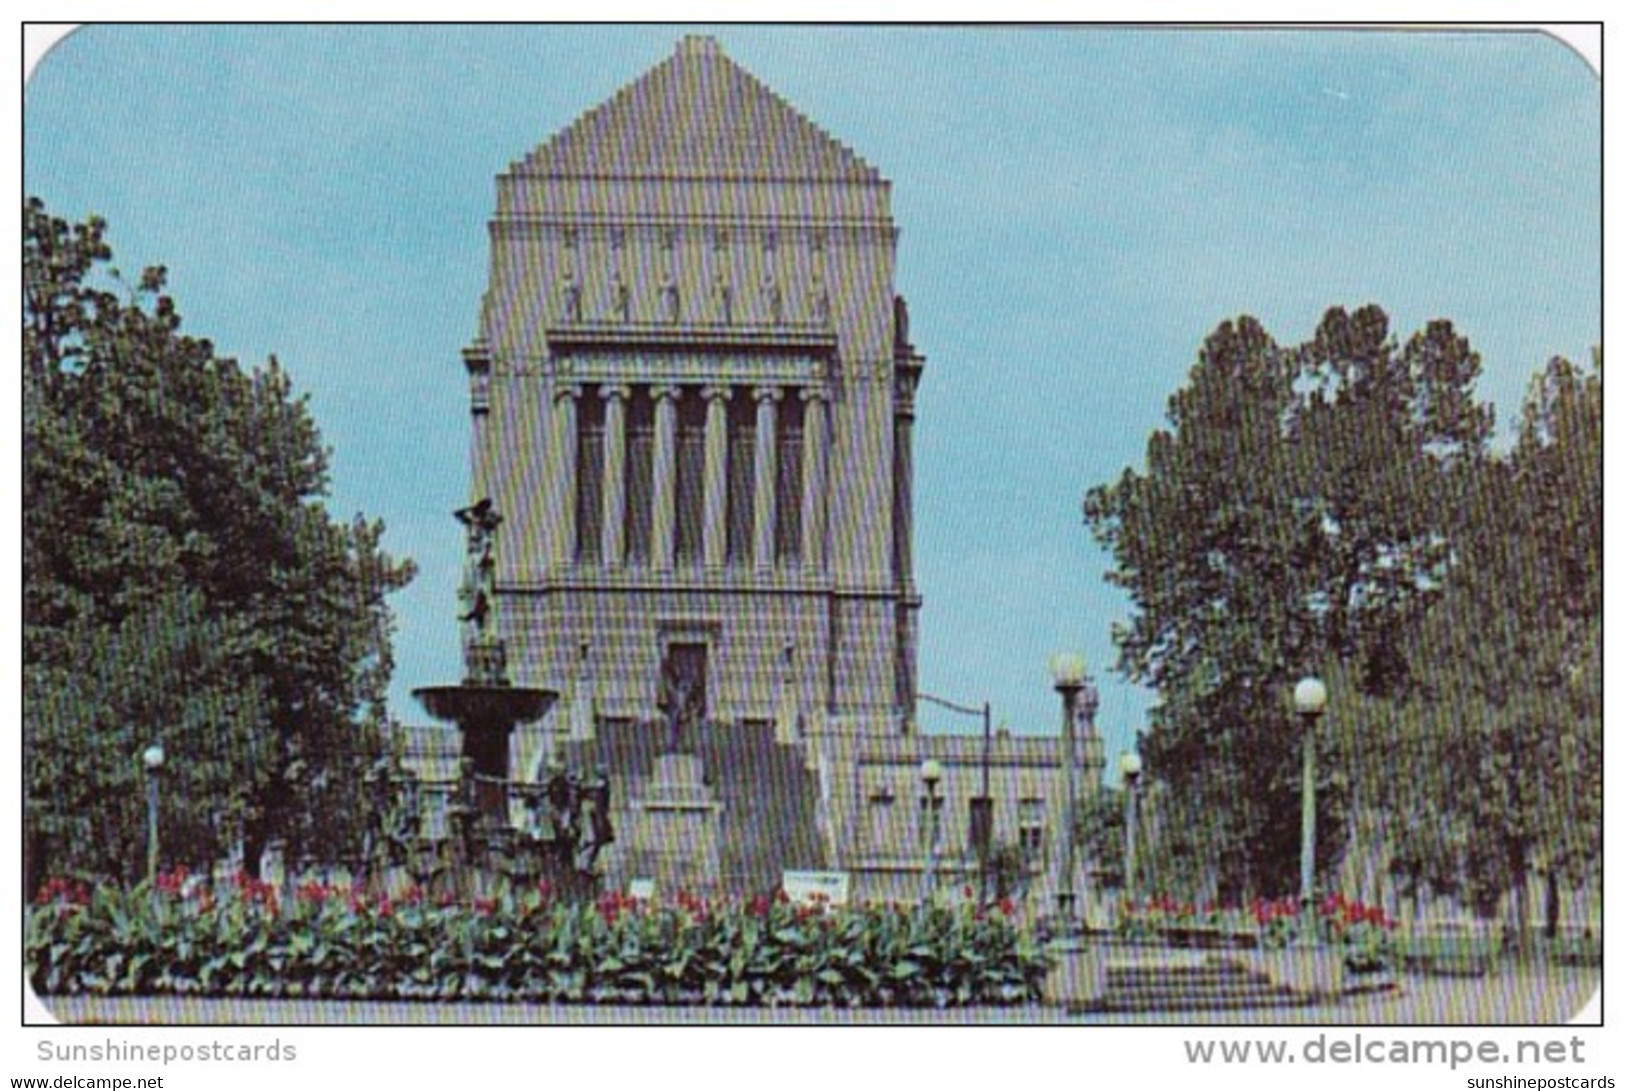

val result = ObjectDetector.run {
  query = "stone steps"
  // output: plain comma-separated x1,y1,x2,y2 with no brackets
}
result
1081,958,1315,1014
574,721,824,895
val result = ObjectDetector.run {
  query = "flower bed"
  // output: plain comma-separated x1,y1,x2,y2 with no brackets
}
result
1118,893,1400,973
27,872,1046,1007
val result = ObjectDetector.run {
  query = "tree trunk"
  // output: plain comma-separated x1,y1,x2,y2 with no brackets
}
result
1508,864,1532,959
242,830,268,881
1545,870,1561,941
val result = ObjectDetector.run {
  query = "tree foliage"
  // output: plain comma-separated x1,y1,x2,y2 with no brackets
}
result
1088,306,1600,937
1084,305,1493,900
23,197,416,889
1401,352,1601,944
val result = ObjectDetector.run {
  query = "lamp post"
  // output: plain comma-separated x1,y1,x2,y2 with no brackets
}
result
920,758,944,905
141,743,165,888
1048,652,1086,931
1293,677,1328,945
1119,751,1142,911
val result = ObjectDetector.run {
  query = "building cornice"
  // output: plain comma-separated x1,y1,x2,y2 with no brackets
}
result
490,217,897,243
547,322,837,356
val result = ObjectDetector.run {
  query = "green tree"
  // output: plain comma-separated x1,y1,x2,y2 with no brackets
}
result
1398,352,1601,951
23,198,416,889
1084,306,1493,901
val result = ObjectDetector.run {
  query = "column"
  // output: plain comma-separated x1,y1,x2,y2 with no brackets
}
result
702,385,731,571
650,385,680,572
894,373,918,585
752,386,781,573
550,384,581,568
800,387,828,573
600,385,630,568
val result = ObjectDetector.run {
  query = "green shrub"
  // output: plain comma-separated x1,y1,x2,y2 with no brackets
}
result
27,874,1046,1007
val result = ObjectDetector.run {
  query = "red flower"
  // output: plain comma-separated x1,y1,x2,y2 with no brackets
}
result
996,897,1016,917
747,894,771,918
36,877,92,907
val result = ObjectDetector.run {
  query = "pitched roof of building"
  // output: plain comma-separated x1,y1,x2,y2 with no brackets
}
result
514,36,882,184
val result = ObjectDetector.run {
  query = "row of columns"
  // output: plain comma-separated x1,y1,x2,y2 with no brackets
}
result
550,383,827,573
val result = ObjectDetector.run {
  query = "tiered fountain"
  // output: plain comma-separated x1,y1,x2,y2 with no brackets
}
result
412,500,557,826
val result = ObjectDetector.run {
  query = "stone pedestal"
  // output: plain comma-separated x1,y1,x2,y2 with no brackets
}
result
624,754,724,897
1042,939,1109,1010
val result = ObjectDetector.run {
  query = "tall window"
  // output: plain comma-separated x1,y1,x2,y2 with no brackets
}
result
575,392,605,563
674,391,705,564
775,395,804,564
726,397,755,565
917,793,945,849
1018,798,1046,869
867,788,897,852
625,390,654,565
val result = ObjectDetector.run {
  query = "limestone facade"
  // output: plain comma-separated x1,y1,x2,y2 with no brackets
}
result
470,36,918,739
445,36,1097,905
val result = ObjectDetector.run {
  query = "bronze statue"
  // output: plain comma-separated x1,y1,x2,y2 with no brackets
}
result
658,662,703,754
454,499,503,641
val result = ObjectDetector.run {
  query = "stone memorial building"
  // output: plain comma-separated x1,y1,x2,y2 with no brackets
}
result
415,36,1101,907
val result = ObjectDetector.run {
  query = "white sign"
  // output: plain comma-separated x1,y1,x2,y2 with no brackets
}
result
782,870,850,907
628,878,655,901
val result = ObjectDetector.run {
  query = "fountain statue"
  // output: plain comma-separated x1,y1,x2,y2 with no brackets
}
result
413,501,612,898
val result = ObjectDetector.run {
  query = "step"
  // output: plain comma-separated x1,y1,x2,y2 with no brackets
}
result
1108,967,1267,987
1103,983,1304,1004
1088,992,1315,1013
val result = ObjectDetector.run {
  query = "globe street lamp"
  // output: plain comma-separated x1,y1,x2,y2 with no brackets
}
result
141,743,165,889
1118,751,1143,911
1048,652,1087,930
919,758,944,905
1293,677,1328,944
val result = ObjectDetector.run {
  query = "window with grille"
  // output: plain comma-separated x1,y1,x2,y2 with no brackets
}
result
775,396,803,564
575,393,605,563
674,392,705,564
625,390,654,564
726,398,755,565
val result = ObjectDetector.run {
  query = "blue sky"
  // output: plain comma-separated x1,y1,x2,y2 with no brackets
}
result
23,26,1600,775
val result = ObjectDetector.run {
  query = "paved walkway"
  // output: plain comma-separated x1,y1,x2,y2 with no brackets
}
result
35,968,1598,1026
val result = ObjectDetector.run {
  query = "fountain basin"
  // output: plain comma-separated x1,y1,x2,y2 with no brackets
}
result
412,684,557,729
413,685,558,821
